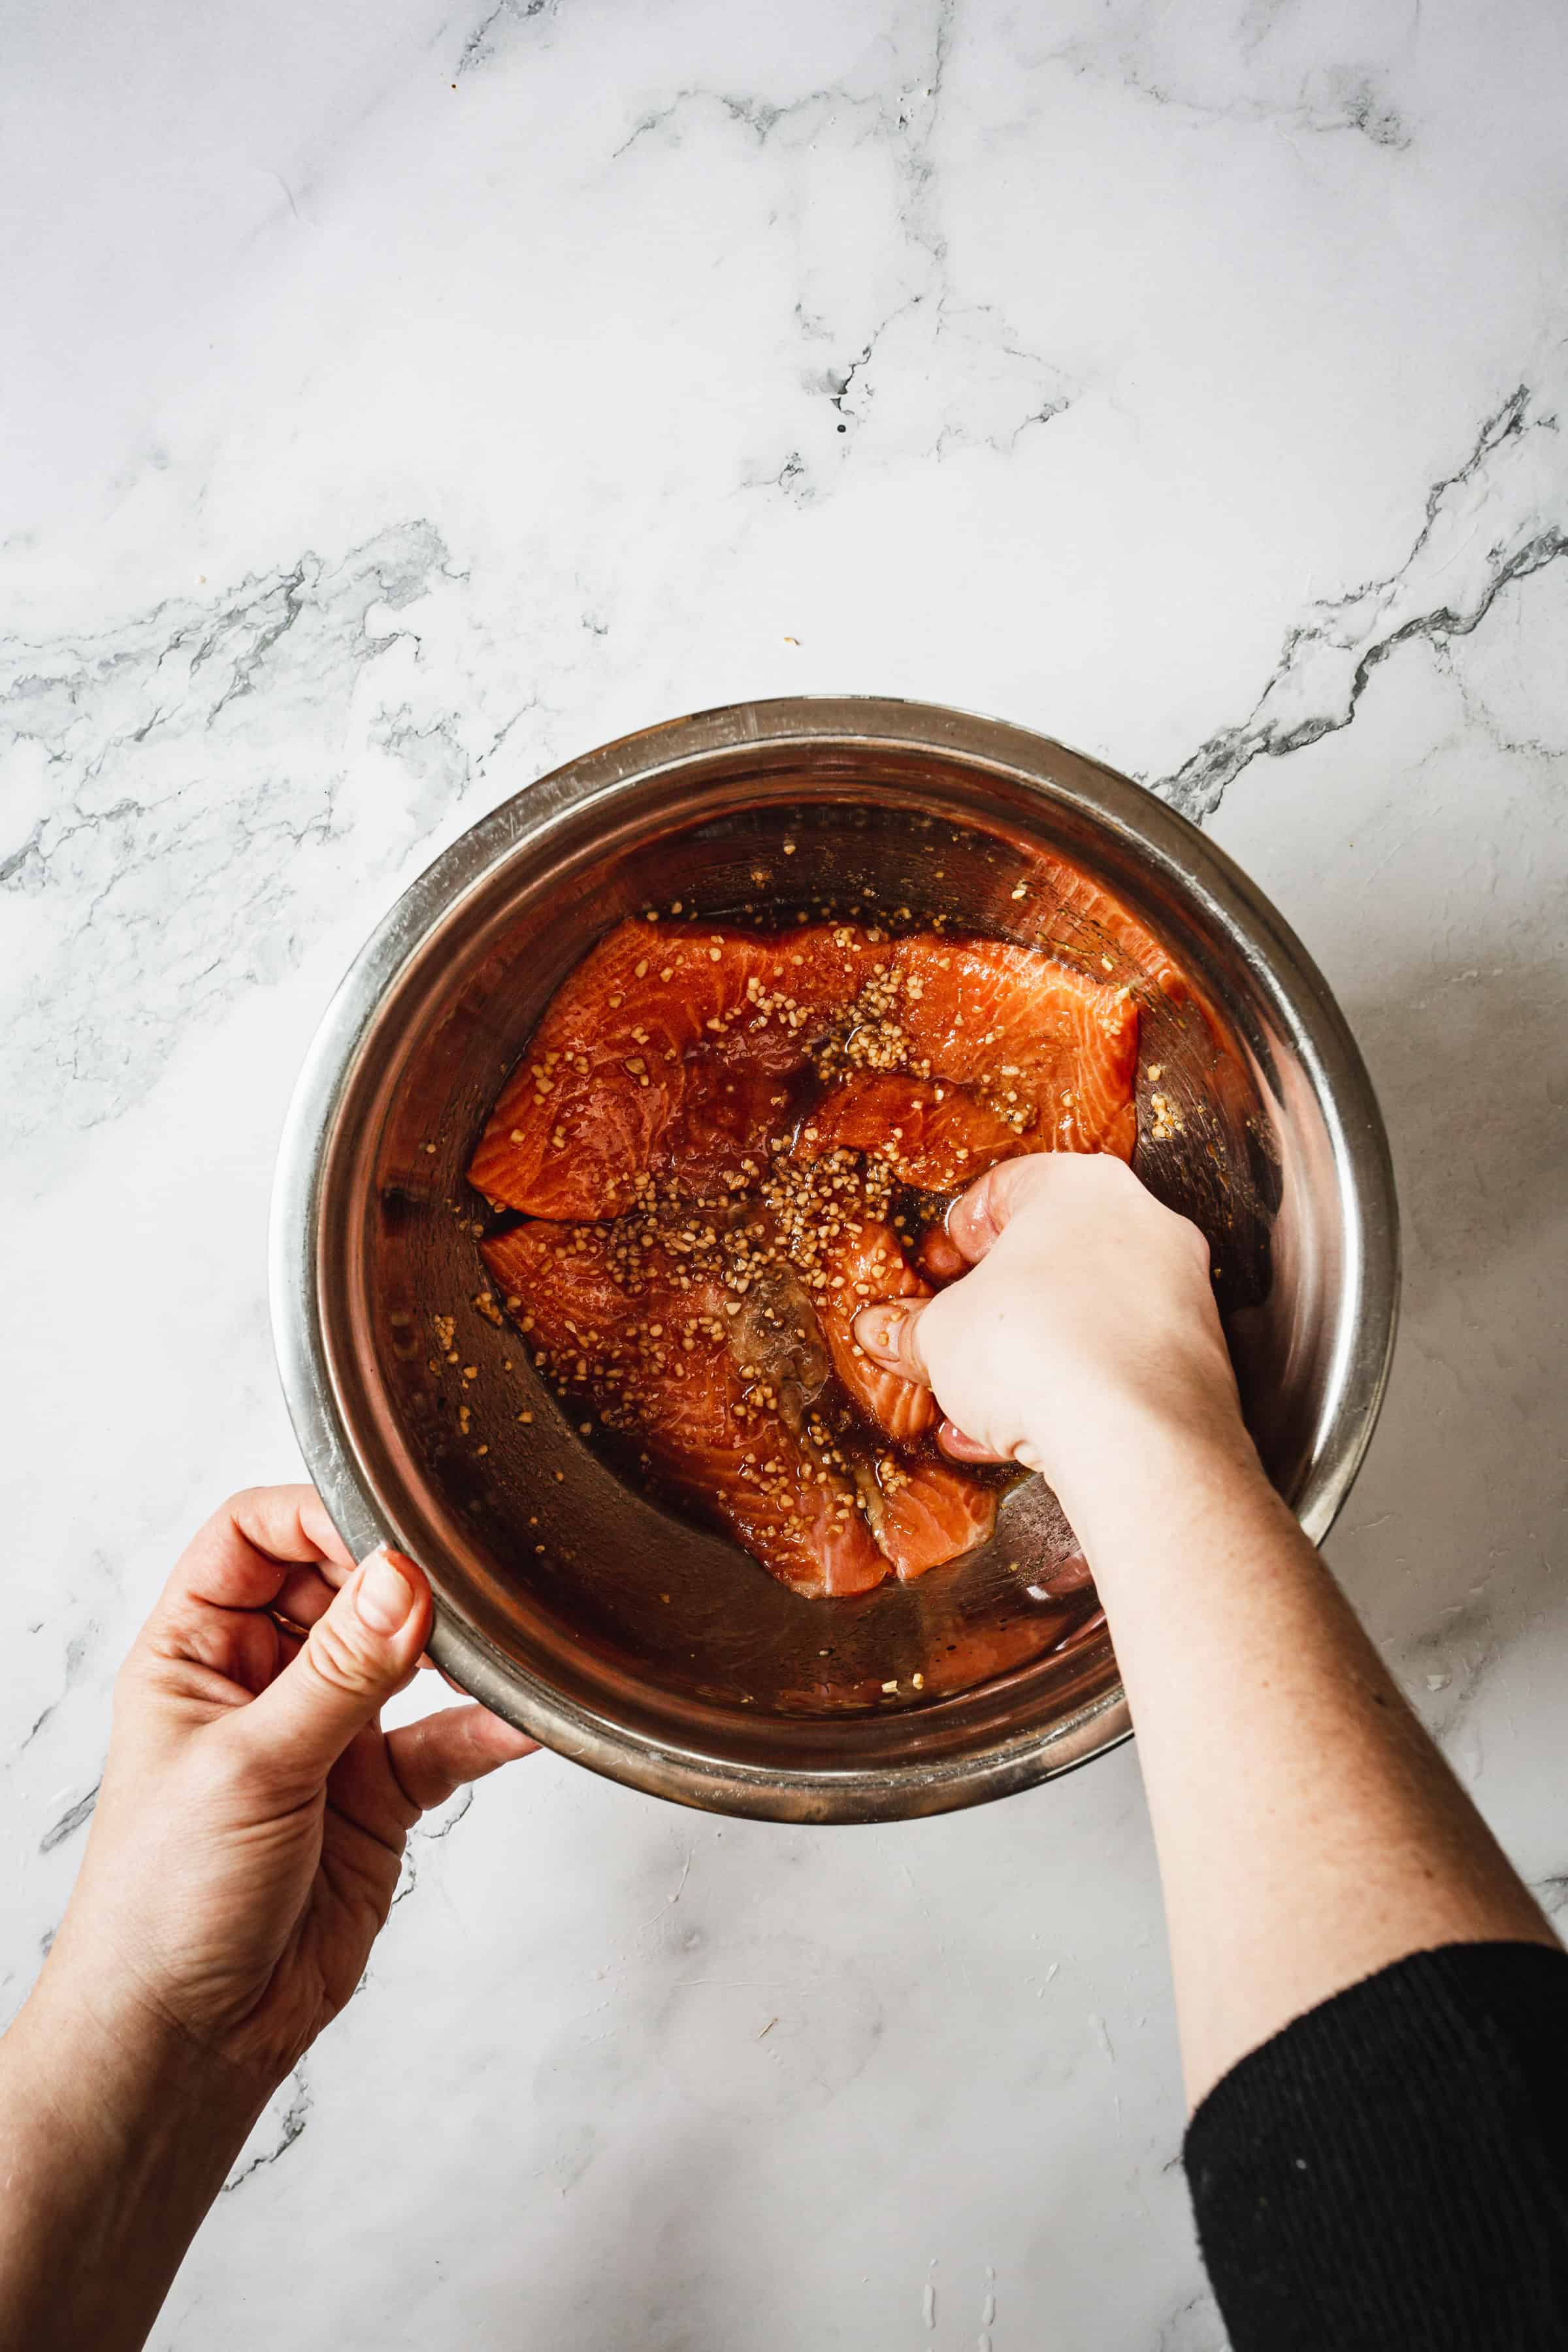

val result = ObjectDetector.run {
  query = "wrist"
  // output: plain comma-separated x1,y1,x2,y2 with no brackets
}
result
0,1965,267,2352
13,1950,265,2170
1034,1404,1275,1588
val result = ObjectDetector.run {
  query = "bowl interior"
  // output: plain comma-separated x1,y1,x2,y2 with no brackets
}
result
290,717,1393,1818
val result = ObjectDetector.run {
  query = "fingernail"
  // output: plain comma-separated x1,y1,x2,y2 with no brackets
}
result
356,1552,414,1635
853,1302,904,1356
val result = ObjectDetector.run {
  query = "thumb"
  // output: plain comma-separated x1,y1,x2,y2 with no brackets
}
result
851,1296,934,1386
232,1550,433,1791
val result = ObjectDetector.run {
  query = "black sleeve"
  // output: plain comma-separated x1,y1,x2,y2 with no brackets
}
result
1184,1940,1568,2351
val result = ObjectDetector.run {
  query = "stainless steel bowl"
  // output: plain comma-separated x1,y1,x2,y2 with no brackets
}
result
270,698,1398,1823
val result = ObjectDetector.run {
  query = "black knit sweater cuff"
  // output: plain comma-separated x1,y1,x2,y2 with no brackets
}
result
1183,1940,1568,2351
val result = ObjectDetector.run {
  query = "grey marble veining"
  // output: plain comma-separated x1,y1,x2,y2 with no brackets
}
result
1162,372,1568,819
3,3,1566,2346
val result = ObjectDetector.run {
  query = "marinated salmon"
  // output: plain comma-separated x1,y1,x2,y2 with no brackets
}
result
482,1220,887,1598
892,936,1139,1160
466,910,1145,1603
1026,858,1239,1067
813,1215,936,1446
471,921,890,1219
798,1071,1030,1190
1025,854,1188,1004
860,1454,1000,1580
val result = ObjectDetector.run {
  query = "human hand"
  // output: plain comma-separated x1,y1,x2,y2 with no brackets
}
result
44,1486,537,2098
853,1154,1252,1531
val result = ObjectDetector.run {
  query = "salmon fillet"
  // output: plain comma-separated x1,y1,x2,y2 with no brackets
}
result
813,1214,936,1446
648,1061,786,1205
798,1071,1030,1191
893,936,1139,1161
468,919,1133,1602
470,921,890,1219
482,1220,887,1598
1026,858,1240,1066
1026,855,1188,1004
860,1454,1000,1581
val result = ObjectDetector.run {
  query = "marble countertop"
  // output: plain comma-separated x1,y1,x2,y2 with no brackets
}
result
5,3,1567,2345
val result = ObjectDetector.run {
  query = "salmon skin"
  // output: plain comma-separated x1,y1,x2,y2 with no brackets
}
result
468,913,1146,1603
482,1221,887,1598
471,921,891,1220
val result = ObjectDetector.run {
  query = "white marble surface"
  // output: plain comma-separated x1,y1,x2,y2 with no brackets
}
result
4,2,1567,2344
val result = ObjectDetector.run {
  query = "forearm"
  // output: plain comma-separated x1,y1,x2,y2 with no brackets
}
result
0,1966,265,2352
1064,1428,1558,2108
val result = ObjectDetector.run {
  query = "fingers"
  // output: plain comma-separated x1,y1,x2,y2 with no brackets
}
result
271,1564,446,1682
916,1226,967,1284
856,1162,1060,1389
226,1550,433,1793
270,1562,341,1631
945,1155,1058,1264
936,1416,1010,1465
851,1296,932,1387
151,1486,355,1639
233,1484,357,1573
944,1150,1145,1264
387,1704,540,1814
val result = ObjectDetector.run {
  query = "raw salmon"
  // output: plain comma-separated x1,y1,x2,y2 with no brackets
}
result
647,1060,786,1205
1024,863,1239,1064
798,1071,1030,1191
1024,855,1189,1004
482,1220,887,1599
893,936,1139,1160
859,1454,999,1581
470,921,890,1220
468,916,1137,1601
813,1215,936,1446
